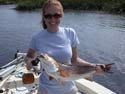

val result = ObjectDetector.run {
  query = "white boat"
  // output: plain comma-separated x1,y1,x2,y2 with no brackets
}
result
0,52,116,94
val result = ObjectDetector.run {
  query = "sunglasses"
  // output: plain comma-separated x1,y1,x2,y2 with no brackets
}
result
44,13,62,19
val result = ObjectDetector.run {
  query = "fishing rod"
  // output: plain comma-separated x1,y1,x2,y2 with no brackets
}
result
0,56,23,70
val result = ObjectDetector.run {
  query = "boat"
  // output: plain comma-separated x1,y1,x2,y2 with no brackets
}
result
0,52,116,94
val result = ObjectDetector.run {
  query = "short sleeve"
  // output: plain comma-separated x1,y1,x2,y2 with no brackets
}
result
68,28,80,47
29,36,37,51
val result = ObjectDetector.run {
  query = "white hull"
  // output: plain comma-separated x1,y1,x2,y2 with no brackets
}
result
0,53,116,94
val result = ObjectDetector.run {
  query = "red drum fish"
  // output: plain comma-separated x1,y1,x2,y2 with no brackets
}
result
38,54,114,81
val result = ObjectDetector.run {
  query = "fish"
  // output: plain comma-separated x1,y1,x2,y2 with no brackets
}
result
37,54,114,81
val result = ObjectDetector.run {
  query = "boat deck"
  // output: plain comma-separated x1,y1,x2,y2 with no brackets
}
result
0,63,86,94
0,53,116,94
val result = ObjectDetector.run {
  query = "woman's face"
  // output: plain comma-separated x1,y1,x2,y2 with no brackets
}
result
43,5,63,32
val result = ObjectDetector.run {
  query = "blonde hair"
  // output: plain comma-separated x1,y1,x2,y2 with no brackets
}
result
41,0,64,29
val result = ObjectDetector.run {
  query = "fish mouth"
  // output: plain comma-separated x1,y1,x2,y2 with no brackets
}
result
39,54,45,58
38,54,59,73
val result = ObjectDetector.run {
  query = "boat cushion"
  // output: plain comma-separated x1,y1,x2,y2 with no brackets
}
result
22,73,35,84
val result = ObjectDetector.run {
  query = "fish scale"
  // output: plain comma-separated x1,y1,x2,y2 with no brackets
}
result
38,54,114,81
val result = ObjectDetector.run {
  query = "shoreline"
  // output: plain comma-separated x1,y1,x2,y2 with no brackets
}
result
0,4,125,15
0,0,125,14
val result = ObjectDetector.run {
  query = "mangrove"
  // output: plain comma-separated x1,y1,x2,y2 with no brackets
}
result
0,0,125,14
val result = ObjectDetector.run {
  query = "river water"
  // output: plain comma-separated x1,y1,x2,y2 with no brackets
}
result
0,5,125,94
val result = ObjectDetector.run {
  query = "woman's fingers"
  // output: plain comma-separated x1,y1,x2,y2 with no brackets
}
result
26,63,33,70
95,64,106,75
95,63,114,75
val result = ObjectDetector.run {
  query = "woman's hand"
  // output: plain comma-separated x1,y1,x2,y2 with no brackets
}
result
95,64,106,75
25,48,37,70
24,56,34,70
26,62,33,70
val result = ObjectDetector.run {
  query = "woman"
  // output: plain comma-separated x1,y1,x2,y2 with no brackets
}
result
25,0,104,94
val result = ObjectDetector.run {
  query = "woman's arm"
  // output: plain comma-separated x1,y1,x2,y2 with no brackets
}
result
24,48,37,70
71,47,95,66
71,47,105,74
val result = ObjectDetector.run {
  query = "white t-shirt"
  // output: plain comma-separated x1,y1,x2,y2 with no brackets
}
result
29,27,80,94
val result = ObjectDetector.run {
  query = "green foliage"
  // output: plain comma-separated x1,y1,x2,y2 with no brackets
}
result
101,0,125,13
16,0,45,10
0,0,20,4
61,0,125,13
0,0,12,4
0,0,125,13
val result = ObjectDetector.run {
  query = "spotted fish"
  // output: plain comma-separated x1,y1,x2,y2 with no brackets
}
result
38,54,114,81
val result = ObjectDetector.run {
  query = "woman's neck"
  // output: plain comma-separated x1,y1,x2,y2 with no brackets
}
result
47,27,59,33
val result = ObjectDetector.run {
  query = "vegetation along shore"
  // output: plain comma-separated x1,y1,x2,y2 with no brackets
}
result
0,0,125,14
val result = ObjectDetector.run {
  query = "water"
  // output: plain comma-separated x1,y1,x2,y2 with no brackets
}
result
0,5,125,94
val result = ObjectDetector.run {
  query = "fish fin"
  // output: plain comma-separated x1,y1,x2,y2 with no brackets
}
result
49,76,54,80
59,69,70,77
103,63,114,72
